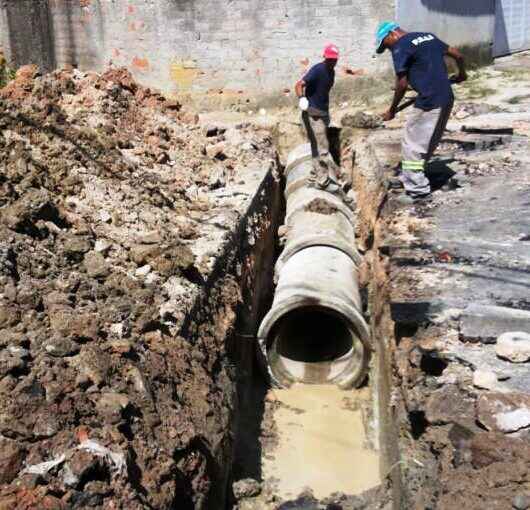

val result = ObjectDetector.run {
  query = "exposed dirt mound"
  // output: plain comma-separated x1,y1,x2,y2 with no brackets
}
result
0,67,274,509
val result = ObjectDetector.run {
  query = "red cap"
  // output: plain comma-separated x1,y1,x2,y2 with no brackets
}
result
323,44,339,60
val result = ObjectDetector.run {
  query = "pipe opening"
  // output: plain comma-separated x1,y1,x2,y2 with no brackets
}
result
267,306,364,386
273,306,352,362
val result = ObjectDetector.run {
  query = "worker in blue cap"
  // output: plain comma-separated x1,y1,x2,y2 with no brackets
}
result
375,21,467,201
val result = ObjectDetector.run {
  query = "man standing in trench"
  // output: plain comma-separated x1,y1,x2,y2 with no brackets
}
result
376,22,467,201
295,44,363,200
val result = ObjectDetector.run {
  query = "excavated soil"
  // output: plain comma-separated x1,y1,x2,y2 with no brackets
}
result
0,66,279,509
349,116,530,510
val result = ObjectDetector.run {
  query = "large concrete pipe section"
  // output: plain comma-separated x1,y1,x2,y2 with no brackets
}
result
258,144,370,389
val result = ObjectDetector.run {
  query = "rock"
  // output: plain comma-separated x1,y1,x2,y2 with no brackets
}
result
109,322,124,339
70,345,110,386
7,346,30,359
45,337,80,357
48,307,99,340
130,244,162,265
0,349,28,377
33,413,59,438
477,392,530,432
0,189,53,231
62,235,91,257
0,304,20,328
205,142,227,159
108,339,133,354
0,438,25,484
136,230,162,245
425,385,475,426
83,251,109,278
94,239,111,254
151,245,195,277
496,331,530,363
233,478,262,500
135,265,152,277
472,369,503,391
513,495,530,510
99,210,112,223
96,392,130,424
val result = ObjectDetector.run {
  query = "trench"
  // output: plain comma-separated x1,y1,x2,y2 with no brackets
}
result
219,133,400,509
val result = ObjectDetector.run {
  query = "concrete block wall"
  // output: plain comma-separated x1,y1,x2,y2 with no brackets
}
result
396,0,495,62
0,0,394,97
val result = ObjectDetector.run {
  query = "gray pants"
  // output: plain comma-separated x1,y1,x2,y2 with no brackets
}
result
301,108,342,193
401,101,453,197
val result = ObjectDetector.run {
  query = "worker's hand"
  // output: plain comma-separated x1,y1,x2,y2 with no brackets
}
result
382,109,396,122
298,97,309,111
342,67,366,77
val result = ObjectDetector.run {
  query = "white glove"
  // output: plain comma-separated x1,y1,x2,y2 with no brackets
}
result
299,97,309,111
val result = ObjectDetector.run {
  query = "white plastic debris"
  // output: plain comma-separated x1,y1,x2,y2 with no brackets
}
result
23,454,66,475
22,439,126,477
77,439,126,474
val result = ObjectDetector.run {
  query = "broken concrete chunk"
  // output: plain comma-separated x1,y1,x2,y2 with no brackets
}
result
460,304,530,343
496,331,530,363
477,392,530,432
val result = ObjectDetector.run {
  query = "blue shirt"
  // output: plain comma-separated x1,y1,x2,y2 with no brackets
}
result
303,62,335,113
391,32,453,111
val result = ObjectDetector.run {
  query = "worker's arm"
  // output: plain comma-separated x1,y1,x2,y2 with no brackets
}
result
383,73,408,121
295,79,306,98
445,46,467,83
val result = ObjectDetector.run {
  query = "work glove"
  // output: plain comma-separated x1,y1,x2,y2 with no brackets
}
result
298,97,309,111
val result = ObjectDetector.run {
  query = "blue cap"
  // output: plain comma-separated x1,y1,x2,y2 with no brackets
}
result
375,21,399,54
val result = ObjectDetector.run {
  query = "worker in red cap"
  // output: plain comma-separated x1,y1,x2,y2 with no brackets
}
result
295,44,362,197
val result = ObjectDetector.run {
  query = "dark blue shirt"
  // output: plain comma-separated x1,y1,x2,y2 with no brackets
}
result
303,62,335,113
391,32,453,111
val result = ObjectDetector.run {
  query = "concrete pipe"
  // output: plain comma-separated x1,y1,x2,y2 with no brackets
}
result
284,143,313,197
277,187,362,274
258,144,371,389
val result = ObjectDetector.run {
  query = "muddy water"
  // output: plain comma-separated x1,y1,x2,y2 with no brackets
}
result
262,384,380,500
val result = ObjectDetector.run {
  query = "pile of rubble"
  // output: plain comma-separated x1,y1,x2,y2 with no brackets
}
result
0,66,273,508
